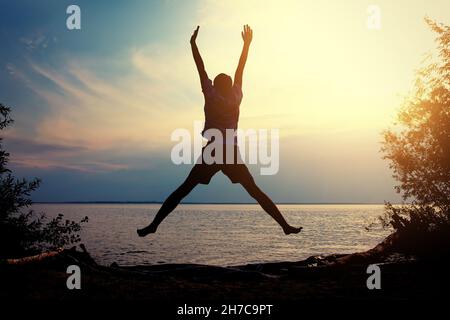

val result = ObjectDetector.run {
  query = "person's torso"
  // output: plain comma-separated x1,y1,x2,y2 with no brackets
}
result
202,82,243,143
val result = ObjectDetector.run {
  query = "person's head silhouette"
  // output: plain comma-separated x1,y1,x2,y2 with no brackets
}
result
213,73,232,96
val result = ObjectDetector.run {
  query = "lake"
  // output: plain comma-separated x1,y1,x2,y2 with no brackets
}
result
32,204,390,266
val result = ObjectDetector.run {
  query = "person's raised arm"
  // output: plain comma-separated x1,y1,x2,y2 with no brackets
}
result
190,26,208,85
234,24,253,89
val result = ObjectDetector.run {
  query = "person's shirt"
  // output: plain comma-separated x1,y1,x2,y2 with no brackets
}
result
201,78,243,144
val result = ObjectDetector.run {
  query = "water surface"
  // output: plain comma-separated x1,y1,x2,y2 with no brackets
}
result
33,204,390,266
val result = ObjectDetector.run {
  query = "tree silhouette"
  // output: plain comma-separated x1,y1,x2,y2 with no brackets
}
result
381,18,450,256
0,104,88,259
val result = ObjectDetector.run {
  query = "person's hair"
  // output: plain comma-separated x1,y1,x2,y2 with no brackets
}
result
213,73,232,96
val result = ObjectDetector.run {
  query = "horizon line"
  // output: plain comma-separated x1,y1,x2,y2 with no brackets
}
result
33,201,397,205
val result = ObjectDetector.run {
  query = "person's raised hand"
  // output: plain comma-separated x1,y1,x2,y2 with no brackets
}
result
241,24,253,45
190,26,200,44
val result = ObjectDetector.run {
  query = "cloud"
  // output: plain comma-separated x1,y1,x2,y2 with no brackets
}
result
19,32,51,52
6,63,16,75
7,40,209,173
10,158,128,173
14,45,201,140
3,135,128,173
4,136,85,154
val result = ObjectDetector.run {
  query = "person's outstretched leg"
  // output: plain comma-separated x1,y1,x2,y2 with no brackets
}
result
241,179,302,235
137,176,199,237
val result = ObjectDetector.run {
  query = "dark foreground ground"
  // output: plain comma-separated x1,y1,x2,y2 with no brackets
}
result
1,240,449,306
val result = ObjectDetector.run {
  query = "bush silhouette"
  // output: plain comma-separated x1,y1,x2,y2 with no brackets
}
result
381,18,450,257
0,104,88,259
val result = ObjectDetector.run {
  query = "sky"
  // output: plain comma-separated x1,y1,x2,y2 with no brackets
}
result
1,0,449,203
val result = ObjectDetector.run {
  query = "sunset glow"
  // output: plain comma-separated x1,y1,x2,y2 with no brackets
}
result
1,0,449,202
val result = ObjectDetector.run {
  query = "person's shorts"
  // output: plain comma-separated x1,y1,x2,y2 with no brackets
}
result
187,144,254,185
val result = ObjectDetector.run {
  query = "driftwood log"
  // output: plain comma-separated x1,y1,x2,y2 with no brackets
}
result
4,248,64,265
2,244,96,266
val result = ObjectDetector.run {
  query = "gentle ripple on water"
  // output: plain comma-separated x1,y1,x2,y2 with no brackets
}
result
32,204,390,266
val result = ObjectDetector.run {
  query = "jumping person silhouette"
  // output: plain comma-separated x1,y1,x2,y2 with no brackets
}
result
138,25,302,237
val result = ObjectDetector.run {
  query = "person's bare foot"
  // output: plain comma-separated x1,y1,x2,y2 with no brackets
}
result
283,225,303,235
137,224,157,237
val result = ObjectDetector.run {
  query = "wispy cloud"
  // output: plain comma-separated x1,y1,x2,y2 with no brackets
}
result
7,43,205,172
11,158,128,173
3,136,128,173
19,31,54,52
29,53,199,145
5,136,85,154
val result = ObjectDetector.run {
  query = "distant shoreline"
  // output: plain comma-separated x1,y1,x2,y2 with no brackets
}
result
33,201,396,205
